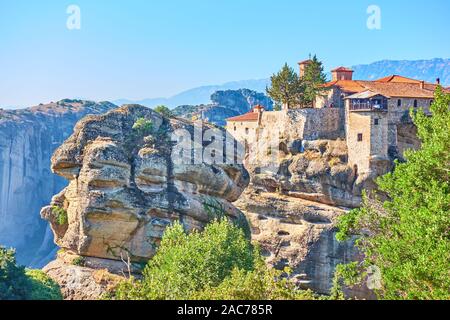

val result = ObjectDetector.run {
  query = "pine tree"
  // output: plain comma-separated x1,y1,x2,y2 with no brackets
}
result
266,63,304,109
301,55,327,107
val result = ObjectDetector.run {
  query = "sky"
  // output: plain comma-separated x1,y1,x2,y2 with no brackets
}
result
0,0,449,107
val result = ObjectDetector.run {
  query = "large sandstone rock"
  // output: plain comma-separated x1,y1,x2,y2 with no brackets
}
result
41,105,249,298
0,100,116,267
235,188,373,299
249,139,376,208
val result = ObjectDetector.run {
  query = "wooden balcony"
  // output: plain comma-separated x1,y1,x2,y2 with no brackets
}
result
349,99,388,112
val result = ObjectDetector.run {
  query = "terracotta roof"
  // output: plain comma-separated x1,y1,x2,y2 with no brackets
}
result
375,75,424,84
323,73,444,98
323,80,367,93
331,67,354,72
343,82,436,99
298,59,313,65
253,105,265,110
227,111,259,122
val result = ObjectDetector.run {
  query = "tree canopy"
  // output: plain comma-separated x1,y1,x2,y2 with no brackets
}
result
109,219,315,300
266,63,304,109
0,247,62,300
267,56,327,109
301,55,328,106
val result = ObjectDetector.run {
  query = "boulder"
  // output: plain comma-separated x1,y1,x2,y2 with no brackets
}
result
41,105,250,298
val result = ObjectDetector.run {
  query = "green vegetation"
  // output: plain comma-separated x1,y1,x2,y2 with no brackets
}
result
267,63,304,110
267,56,327,109
25,270,63,300
335,87,450,300
154,105,174,118
0,247,62,300
301,55,327,106
51,205,68,225
109,219,315,300
132,117,154,135
72,256,86,267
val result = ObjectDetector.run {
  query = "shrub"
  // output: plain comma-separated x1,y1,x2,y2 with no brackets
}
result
0,246,62,300
154,105,174,118
25,270,63,300
110,219,315,300
51,205,68,225
72,256,86,267
132,118,154,135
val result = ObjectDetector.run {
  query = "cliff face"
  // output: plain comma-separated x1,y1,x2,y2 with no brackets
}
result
0,100,116,267
41,105,250,299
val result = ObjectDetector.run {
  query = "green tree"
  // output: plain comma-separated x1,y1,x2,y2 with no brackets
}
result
110,219,315,300
0,247,62,300
154,105,174,118
266,63,304,109
301,55,327,107
335,87,450,300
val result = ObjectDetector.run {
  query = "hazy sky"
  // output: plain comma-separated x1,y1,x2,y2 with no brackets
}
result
1,0,449,107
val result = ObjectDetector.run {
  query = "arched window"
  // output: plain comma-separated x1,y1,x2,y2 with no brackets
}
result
397,99,402,107
414,100,418,108
245,128,249,135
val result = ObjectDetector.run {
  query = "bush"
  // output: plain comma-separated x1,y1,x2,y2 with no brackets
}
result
110,219,315,300
154,105,174,118
25,270,63,300
0,247,62,300
132,118,154,135
51,205,68,225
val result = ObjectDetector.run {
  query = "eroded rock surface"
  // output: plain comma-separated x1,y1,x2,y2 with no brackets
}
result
235,188,371,298
249,139,378,208
41,105,249,298
0,100,116,267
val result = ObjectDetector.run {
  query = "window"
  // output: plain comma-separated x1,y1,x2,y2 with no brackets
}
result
374,119,379,125
245,128,249,135
414,100,418,108
430,100,434,106
234,126,236,131
397,99,402,107
357,133,363,142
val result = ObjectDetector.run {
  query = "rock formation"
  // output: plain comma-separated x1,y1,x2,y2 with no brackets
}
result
0,100,116,267
41,104,250,299
173,89,273,126
249,139,372,208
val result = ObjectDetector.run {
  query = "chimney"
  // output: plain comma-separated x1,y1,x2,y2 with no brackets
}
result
253,105,264,125
420,81,425,89
331,67,354,81
298,59,312,79
436,78,441,85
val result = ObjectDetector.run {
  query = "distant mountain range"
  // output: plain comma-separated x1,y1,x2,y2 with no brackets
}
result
113,58,450,109
351,58,450,84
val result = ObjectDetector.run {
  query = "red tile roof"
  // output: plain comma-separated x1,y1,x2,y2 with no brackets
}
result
323,74,446,98
375,75,424,84
331,67,354,72
227,111,259,122
298,59,313,65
